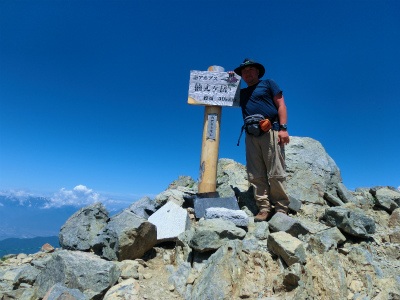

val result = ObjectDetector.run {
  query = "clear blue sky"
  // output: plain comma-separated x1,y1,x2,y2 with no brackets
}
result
1,0,399,208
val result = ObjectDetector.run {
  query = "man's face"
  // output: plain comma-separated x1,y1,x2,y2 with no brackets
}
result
241,66,260,86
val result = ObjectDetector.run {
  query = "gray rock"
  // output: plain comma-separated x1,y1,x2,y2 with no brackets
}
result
324,192,345,206
189,219,246,252
154,187,196,207
177,229,195,247
34,250,120,299
168,262,191,296
175,229,195,265
337,182,356,203
370,186,400,213
348,247,374,265
12,264,41,287
324,207,376,238
91,209,157,261
168,175,197,190
285,137,343,204
148,201,191,243
388,226,400,243
375,276,400,299
204,207,249,227
389,208,400,228
268,212,310,238
102,278,141,300
267,231,306,266
316,227,346,245
283,263,302,289
59,202,109,251
307,227,346,254
216,158,249,197
18,287,37,300
307,234,337,254
355,187,376,205
242,238,261,251
190,240,247,300
237,187,259,217
1,288,27,300
296,251,348,299
129,196,157,219
117,260,141,280
192,251,212,273
252,221,270,240
1,266,22,287
42,283,86,300
216,158,259,216
288,195,302,212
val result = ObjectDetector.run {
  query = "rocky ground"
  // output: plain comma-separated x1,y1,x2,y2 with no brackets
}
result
1,137,400,300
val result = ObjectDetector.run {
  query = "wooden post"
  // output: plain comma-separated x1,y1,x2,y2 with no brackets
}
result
198,65,224,195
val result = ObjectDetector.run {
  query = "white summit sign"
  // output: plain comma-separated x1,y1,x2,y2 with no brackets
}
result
188,70,241,107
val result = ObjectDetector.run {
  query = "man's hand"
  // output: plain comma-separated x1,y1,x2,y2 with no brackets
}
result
278,130,290,147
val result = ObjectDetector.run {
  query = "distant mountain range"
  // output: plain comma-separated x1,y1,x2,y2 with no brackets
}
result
0,236,60,256
0,195,79,241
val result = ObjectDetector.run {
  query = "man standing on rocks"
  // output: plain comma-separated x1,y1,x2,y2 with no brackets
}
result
232,58,290,221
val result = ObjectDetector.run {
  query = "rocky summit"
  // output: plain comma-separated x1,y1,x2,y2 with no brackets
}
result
1,136,399,300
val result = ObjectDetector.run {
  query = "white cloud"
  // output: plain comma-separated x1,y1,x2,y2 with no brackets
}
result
46,185,108,208
0,190,35,205
1,186,143,212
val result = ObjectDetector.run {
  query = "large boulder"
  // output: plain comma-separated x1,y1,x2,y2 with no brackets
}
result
323,207,376,238
34,250,120,299
285,137,344,204
129,196,158,219
189,219,246,253
190,240,281,299
190,241,248,299
91,209,157,261
216,158,258,215
370,186,400,213
216,158,249,197
59,202,109,251
295,251,348,299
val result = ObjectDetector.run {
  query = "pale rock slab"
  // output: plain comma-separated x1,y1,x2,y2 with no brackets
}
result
204,207,249,227
148,201,191,243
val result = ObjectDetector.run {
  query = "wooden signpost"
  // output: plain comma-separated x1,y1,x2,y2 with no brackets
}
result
188,66,241,195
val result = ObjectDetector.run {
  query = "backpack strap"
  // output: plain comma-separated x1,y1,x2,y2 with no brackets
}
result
237,125,246,146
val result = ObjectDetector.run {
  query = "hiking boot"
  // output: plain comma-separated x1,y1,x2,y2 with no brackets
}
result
275,208,288,215
254,209,270,222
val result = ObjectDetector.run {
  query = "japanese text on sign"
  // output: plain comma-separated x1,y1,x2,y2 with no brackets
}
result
206,113,217,141
188,70,241,107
